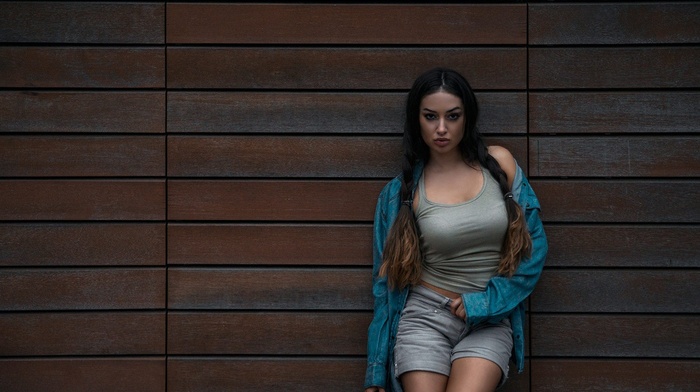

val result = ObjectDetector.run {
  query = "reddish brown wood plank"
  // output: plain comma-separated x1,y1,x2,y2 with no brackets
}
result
529,136,700,177
167,4,525,44
544,225,698,268
168,268,371,310
529,92,700,134
0,92,165,133
167,92,526,135
0,48,164,88
167,48,525,90
529,47,700,89
0,358,165,392
168,180,382,221
0,268,165,311
168,223,371,265
531,315,700,358
529,3,700,45
0,136,165,177
532,180,700,223
0,312,165,356
531,270,699,313
0,2,164,44
0,180,165,221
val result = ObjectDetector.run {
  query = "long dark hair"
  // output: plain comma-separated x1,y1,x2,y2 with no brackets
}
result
379,67,532,289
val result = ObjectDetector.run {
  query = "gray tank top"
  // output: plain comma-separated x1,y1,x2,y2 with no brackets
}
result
415,168,508,293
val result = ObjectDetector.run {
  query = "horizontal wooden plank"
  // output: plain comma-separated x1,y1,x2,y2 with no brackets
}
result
531,269,699,313
0,48,164,88
544,225,699,268
0,136,165,177
0,223,165,267
167,91,526,135
167,4,525,44
0,268,165,311
529,136,700,177
532,359,700,392
0,358,165,392
532,180,700,223
168,180,382,221
168,312,370,355
168,357,365,392
0,180,165,221
529,3,700,45
529,92,700,134
0,2,164,44
529,47,700,89
168,268,371,310
530,314,700,358
167,48,525,90
0,92,165,133
0,312,165,356
167,223,371,265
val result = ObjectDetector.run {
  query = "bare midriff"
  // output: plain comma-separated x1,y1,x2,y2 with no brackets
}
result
420,280,460,299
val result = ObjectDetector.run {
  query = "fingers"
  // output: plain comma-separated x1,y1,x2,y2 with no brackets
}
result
450,297,466,320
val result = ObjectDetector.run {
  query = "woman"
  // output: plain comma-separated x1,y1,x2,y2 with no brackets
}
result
364,68,547,392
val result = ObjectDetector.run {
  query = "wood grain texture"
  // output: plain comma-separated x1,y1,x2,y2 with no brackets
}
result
544,225,698,268
0,180,165,220
168,180,383,221
532,180,700,223
168,268,371,310
0,92,165,133
167,223,371,265
0,312,165,356
530,315,700,358
0,2,164,44
0,136,165,177
529,136,700,177
529,47,700,89
167,92,526,135
529,92,700,134
529,3,700,45
167,48,525,90
0,358,165,392
167,4,525,44
0,47,164,88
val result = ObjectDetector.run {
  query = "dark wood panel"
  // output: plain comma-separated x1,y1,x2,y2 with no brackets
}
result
529,136,700,177
531,315,699,358
0,2,164,44
529,3,700,45
544,225,698,268
532,359,700,392
0,358,165,392
0,136,165,177
167,48,525,90
0,312,165,356
168,223,371,265
168,180,382,221
0,180,165,221
0,268,165,311
529,92,700,134
0,48,164,88
531,270,699,313
529,47,700,89
168,357,365,392
532,180,700,223
167,4,525,44
0,92,165,133
167,92,526,135
168,312,370,355
168,268,371,310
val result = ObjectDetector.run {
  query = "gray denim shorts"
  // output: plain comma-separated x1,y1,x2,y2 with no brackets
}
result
394,285,513,387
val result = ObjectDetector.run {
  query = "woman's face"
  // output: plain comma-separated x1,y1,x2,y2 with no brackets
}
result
419,90,466,159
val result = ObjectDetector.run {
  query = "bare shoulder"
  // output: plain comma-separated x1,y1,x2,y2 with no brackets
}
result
487,145,516,188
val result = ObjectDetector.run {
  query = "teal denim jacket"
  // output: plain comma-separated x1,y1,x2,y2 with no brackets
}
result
364,161,548,391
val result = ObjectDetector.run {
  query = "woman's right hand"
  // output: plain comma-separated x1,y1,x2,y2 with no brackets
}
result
365,388,385,392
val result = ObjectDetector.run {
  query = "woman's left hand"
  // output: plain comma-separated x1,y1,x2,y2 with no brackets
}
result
450,296,466,320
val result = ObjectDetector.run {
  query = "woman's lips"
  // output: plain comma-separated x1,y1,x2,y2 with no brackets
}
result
434,138,450,147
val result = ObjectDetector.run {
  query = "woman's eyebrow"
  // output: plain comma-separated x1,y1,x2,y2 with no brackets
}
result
421,106,462,112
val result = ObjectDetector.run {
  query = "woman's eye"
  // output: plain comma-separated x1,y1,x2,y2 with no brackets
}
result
447,113,461,121
424,114,437,120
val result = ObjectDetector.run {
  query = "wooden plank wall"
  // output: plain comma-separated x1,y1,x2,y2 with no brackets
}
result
0,2,697,391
